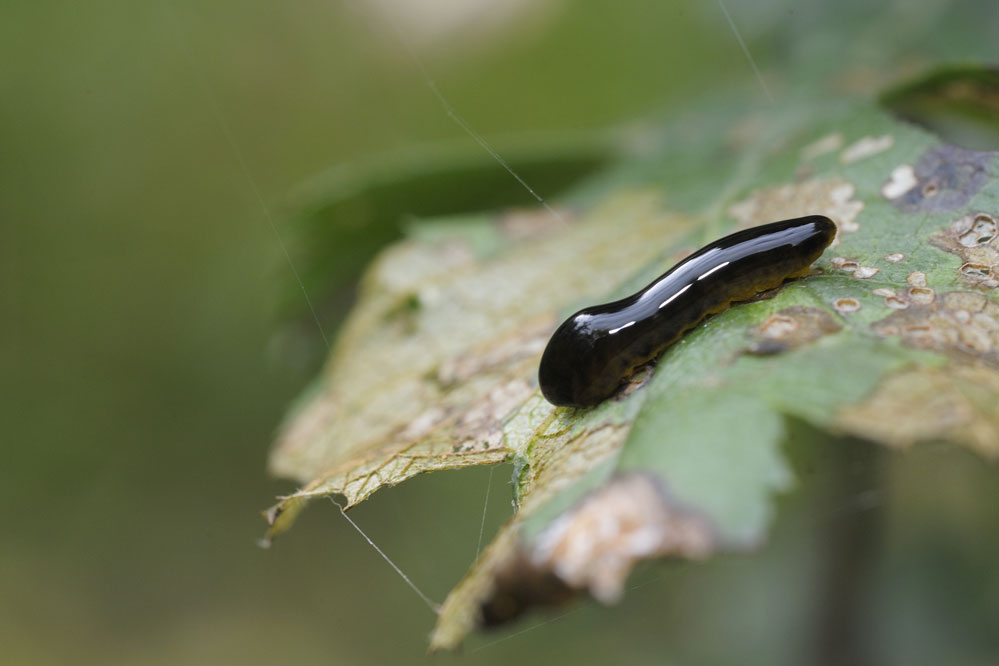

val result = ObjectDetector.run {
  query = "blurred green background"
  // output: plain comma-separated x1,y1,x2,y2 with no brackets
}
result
3,1,998,664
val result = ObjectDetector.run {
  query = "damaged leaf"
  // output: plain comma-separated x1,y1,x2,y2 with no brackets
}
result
264,194,698,539
264,65,999,649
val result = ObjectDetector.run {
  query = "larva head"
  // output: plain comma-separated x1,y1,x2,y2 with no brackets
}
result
538,311,617,407
772,215,838,264
805,215,838,256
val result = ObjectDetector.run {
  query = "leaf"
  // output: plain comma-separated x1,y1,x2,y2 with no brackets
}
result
264,193,697,534
262,65,999,650
881,65,999,151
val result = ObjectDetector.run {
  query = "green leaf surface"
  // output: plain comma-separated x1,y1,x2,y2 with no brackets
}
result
263,65,999,650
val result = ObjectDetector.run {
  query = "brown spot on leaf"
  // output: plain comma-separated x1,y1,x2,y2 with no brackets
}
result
758,314,799,337
891,145,991,212
871,290,999,365
959,263,999,287
746,306,842,355
832,257,860,272
885,252,906,263
909,287,936,305
944,291,990,311
957,213,998,247
931,213,999,289
833,298,861,314
885,295,910,309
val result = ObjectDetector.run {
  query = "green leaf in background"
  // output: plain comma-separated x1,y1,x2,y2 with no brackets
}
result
264,64,999,650
278,135,615,320
881,65,999,152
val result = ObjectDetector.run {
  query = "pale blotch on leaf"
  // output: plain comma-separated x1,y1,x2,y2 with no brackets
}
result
800,132,844,161
727,178,864,242
841,134,894,164
837,364,999,458
531,473,715,604
853,266,880,279
458,474,716,630
882,164,917,199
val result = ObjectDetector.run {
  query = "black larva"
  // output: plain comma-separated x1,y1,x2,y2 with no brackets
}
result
538,215,837,407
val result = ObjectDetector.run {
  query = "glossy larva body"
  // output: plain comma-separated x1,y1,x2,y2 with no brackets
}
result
538,215,837,407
